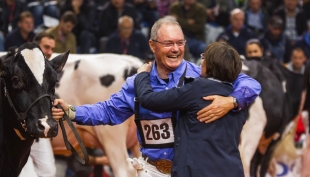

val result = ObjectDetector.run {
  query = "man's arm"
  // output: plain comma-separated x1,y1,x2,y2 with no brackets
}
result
52,77,136,125
197,73,261,123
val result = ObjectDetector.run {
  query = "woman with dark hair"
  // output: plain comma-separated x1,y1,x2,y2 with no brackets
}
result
134,42,249,177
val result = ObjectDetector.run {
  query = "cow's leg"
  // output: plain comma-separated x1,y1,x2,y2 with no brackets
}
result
94,117,136,177
259,140,280,177
239,97,267,177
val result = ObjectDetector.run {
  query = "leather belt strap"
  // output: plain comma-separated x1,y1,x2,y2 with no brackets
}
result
142,155,172,174
142,155,156,166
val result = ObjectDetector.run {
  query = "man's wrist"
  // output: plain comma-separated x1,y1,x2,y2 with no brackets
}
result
231,96,238,109
68,105,76,120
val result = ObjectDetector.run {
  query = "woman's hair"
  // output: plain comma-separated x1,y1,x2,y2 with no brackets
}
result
246,38,264,50
203,42,242,82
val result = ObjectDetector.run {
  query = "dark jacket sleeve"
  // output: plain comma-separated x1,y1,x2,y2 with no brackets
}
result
134,72,198,112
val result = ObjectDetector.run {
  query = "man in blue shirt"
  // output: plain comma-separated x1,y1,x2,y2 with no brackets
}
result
52,17,261,177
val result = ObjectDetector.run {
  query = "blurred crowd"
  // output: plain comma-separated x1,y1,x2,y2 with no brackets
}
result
0,0,310,71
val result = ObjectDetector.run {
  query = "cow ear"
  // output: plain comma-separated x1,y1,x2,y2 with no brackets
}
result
49,50,69,73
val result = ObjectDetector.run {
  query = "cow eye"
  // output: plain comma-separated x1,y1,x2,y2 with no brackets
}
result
11,76,21,86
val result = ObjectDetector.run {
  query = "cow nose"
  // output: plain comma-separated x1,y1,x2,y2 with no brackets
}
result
38,116,51,137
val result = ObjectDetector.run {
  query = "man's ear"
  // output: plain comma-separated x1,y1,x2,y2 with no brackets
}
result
48,50,69,73
149,40,155,54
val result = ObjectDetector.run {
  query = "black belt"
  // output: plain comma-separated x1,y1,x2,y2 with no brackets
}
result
142,155,173,174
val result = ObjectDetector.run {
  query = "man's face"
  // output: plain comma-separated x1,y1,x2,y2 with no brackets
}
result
118,20,133,39
284,0,298,11
268,24,282,37
111,0,124,9
291,50,306,70
60,21,74,36
230,12,244,31
39,37,55,60
149,24,185,72
184,0,196,5
18,17,34,33
246,43,263,58
249,0,261,12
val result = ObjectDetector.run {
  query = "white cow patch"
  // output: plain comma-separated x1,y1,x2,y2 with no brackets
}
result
40,116,50,137
21,48,45,85
242,62,249,71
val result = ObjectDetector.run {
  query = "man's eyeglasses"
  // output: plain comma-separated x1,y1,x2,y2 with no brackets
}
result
152,40,186,48
200,53,205,60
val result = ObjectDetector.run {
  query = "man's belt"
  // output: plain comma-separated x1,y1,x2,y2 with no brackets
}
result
142,155,173,174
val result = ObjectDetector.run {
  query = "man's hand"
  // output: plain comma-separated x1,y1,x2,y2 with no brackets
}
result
137,62,152,73
52,99,69,120
197,96,234,123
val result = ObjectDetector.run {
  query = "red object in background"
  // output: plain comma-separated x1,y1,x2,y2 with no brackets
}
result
295,114,306,142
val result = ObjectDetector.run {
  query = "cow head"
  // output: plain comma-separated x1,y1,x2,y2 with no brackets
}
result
0,42,68,138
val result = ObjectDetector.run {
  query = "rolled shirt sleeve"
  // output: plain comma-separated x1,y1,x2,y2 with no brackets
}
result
231,73,262,110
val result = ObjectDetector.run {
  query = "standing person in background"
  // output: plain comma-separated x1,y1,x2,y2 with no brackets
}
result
286,47,307,74
5,11,35,51
105,16,150,60
19,32,56,177
46,11,77,53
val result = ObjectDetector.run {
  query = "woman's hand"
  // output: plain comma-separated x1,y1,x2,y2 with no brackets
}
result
137,62,153,74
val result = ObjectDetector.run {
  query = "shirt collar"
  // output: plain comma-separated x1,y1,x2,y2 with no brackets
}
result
150,59,187,86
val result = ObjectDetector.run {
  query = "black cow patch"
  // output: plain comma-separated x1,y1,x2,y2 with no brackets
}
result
56,70,64,88
100,74,115,87
123,67,138,80
74,60,81,70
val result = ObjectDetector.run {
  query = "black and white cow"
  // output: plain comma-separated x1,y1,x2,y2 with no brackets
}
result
240,59,304,177
0,42,68,176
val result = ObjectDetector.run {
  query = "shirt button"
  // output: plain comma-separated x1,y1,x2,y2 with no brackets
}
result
164,152,167,155
165,87,168,90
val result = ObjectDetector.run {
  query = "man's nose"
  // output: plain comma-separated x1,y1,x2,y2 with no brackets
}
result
171,43,180,52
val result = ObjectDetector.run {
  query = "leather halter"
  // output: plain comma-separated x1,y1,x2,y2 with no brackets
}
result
3,81,54,131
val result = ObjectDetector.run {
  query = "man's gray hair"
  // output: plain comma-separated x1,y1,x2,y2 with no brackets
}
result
150,16,181,40
118,15,134,25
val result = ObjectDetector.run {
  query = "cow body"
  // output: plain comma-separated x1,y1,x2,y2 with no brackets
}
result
51,53,143,177
0,43,68,176
240,59,305,177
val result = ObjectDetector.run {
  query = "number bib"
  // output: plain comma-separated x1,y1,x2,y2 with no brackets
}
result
137,118,175,148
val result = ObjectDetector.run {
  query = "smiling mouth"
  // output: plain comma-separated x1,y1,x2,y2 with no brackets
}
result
167,55,180,59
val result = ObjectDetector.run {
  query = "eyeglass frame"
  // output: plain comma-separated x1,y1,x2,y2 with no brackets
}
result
152,39,187,48
200,53,205,60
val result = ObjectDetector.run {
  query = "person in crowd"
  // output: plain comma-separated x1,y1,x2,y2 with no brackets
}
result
259,16,291,63
33,32,55,59
60,0,97,53
0,0,27,37
274,0,307,43
105,15,150,60
245,38,285,83
51,17,261,177
156,0,178,17
169,0,207,59
26,0,59,28
46,11,77,53
134,41,246,177
217,8,255,56
286,47,307,74
5,11,35,51
98,0,140,38
244,0,269,36
294,20,310,59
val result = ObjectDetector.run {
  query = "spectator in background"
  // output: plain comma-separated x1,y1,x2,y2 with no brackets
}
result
0,0,27,36
259,16,291,63
126,0,159,28
5,11,35,51
26,0,59,28
61,0,97,53
46,11,77,53
169,0,207,59
98,0,140,38
244,0,269,36
33,32,55,59
274,0,307,43
295,20,310,58
303,0,310,20
286,47,307,74
105,16,149,60
217,8,255,56
156,0,178,17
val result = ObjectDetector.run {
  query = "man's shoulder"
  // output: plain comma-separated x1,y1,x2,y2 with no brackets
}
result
5,29,19,39
45,26,57,34
194,2,206,10
170,2,182,9
184,61,201,77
